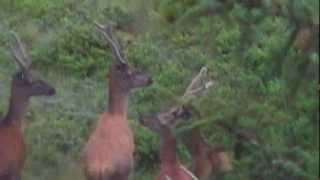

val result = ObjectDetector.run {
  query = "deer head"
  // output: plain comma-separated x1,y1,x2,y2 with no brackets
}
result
208,148,233,172
139,105,195,135
95,23,152,93
139,114,166,134
139,66,214,132
9,32,56,99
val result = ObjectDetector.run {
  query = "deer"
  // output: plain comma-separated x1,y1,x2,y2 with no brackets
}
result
139,109,198,180
180,67,233,179
0,32,56,180
140,109,232,180
138,67,214,180
185,128,233,180
82,23,152,180
181,71,232,179
140,67,232,180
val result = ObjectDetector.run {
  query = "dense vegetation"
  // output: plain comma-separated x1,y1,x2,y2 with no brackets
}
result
0,0,318,179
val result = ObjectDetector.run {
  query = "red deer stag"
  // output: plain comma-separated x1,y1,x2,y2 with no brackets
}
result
0,32,56,180
181,68,232,179
82,23,152,180
138,67,214,180
139,111,198,180
141,67,232,180
180,67,232,179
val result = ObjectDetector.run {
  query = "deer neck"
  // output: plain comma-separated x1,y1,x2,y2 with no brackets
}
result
107,81,129,117
2,93,29,125
159,127,178,168
185,129,213,178
188,129,208,156
187,128,210,170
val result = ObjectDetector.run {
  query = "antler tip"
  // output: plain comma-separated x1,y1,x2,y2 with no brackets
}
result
94,21,105,29
8,31,32,69
95,20,127,64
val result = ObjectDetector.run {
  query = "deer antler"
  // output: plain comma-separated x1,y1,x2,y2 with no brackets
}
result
158,67,215,126
94,22,127,64
182,66,214,102
9,31,32,70
139,67,214,128
180,165,199,180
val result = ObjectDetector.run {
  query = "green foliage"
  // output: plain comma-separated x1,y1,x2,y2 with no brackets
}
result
0,0,318,179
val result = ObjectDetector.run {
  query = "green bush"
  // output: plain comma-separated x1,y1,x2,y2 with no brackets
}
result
0,0,318,179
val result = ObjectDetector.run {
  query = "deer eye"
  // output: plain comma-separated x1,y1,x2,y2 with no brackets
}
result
16,71,33,83
116,63,129,71
16,72,25,81
20,73,24,80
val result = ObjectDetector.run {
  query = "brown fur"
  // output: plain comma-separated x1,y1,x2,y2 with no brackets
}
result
0,121,25,180
83,25,152,180
0,71,55,180
83,113,134,180
139,114,196,180
83,62,152,180
82,68,134,180
1,33,55,180
158,127,195,180
186,129,232,179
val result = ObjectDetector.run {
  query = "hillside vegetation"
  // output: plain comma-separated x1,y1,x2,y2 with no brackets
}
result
0,0,319,179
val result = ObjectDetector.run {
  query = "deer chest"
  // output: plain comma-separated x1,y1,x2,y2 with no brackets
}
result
83,116,134,175
0,125,26,174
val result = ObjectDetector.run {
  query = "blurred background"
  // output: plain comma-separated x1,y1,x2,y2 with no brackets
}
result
0,0,318,179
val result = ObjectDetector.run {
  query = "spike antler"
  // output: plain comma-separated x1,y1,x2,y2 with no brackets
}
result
182,66,214,102
94,22,127,64
139,67,214,130
9,31,32,70
157,66,215,126
180,165,199,180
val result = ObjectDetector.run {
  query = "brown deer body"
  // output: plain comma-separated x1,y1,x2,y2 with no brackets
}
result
158,127,194,180
83,24,152,180
0,33,56,180
138,67,216,180
139,115,197,180
186,128,232,179
0,113,26,180
83,113,134,180
140,66,231,179
186,128,211,178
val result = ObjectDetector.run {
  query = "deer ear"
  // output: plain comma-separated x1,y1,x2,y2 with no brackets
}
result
210,151,233,172
217,152,233,172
